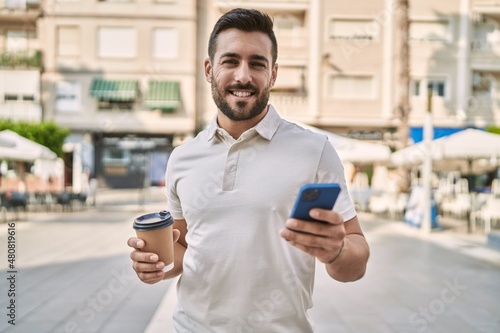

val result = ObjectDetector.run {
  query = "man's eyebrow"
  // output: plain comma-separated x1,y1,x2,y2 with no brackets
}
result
220,52,240,59
219,52,269,64
250,54,269,64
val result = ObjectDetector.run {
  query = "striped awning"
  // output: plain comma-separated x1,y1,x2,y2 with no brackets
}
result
89,79,138,101
144,81,180,111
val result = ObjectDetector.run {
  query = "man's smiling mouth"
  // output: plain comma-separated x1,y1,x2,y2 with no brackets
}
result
230,90,253,97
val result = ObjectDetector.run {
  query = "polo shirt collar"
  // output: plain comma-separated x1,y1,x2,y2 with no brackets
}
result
206,104,281,141
254,105,281,141
207,116,219,141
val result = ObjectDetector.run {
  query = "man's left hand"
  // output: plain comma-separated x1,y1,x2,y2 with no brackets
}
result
279,208,345,264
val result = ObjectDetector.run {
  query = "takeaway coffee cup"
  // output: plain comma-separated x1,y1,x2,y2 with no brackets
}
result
133,210,175,272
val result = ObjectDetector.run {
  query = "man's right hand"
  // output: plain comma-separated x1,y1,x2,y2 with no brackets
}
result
128,230,180,284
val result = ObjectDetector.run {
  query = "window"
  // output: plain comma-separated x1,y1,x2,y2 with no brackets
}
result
103,148,130,165
410,21,449,42
274,14,305,48
152,28,178,59
428,80,445,97
329,19,379,40
57,26,80,57
6,30,36,53
1,70,40,102
3,94,35,102
328,75,375,99
275,14,301,31
5,0,39,9
273,66,305,90
4,94,18,101
55,80,81,112
410,80,421,97
97,27,137,58
103,148,131,176
411,79,447,98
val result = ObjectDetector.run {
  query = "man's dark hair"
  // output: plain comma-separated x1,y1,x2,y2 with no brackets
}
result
208,8,278,65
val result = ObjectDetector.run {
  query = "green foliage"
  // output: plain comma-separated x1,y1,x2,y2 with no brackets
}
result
485,125,500,135
0,51,42,68
0,120,70,157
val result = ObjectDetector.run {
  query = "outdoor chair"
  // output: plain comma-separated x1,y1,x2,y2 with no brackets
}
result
470,196,500,233
368,193,391,216
388,193,409,219
450,193,472,219
0,191,27,221
492,179,500,197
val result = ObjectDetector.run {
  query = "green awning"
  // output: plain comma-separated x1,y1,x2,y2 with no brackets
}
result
89,79,138,101
144,81,180,111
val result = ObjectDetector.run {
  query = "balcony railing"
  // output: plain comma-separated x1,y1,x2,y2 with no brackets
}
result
471,40,500,52
0,0,40,10
269,92,308,117
0,50,42,68
215,0,309,11
474,0,500,6
0,103,42,122
217,0,309,3
468,92,499,119
275,31,308,60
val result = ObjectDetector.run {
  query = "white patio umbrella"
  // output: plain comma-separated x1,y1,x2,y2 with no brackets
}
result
0,130,57,162
391,128,500,171
0,136,15,148
293,121,391,163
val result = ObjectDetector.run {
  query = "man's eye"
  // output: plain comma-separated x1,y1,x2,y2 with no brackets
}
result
252,63,266,68
223,60,238,65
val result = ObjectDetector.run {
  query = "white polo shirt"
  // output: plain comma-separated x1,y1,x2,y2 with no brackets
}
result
165,105,356,333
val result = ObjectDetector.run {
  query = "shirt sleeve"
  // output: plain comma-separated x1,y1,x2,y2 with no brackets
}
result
164,151,185,220
316,140,357,222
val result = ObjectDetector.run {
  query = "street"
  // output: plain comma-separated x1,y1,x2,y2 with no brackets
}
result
310,217,500,333
0,188,172,333
0,187,499,333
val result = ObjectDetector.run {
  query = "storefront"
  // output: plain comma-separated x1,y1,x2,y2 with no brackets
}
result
93,134,173,189
409,126,475,143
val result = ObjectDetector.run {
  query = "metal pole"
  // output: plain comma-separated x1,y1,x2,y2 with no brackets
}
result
139,151,146,211
308,0,322,118
421,86,434,233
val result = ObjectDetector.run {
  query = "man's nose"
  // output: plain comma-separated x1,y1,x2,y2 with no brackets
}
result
234,63,252,84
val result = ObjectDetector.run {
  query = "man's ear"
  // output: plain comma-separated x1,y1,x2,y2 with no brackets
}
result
204,58,212,83
270,63,278,87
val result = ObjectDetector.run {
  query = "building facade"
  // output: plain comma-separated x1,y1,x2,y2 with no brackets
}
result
208,0,500,143
39,0,198,188
471,0,500,127
1,0,499,189
0,0,42,123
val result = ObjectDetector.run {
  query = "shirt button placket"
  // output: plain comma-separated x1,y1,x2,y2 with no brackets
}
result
222,145,240,191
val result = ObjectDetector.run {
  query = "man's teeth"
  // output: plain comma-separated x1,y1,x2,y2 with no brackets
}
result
232,91,252,97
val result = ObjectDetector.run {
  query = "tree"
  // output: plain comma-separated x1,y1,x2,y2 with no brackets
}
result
395,0,411,192
0,120,70,157
486,125,500,135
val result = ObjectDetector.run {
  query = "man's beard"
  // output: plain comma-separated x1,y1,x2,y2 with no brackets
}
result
211,79,270,122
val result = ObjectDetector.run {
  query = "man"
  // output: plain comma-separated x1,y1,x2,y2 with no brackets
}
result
128,8,369,332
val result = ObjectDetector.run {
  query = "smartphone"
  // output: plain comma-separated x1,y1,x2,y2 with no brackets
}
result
290,183,341,221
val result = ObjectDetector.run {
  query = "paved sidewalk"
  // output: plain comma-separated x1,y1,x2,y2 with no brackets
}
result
1,188,499,332
145,211,500,333
0,187,172,333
